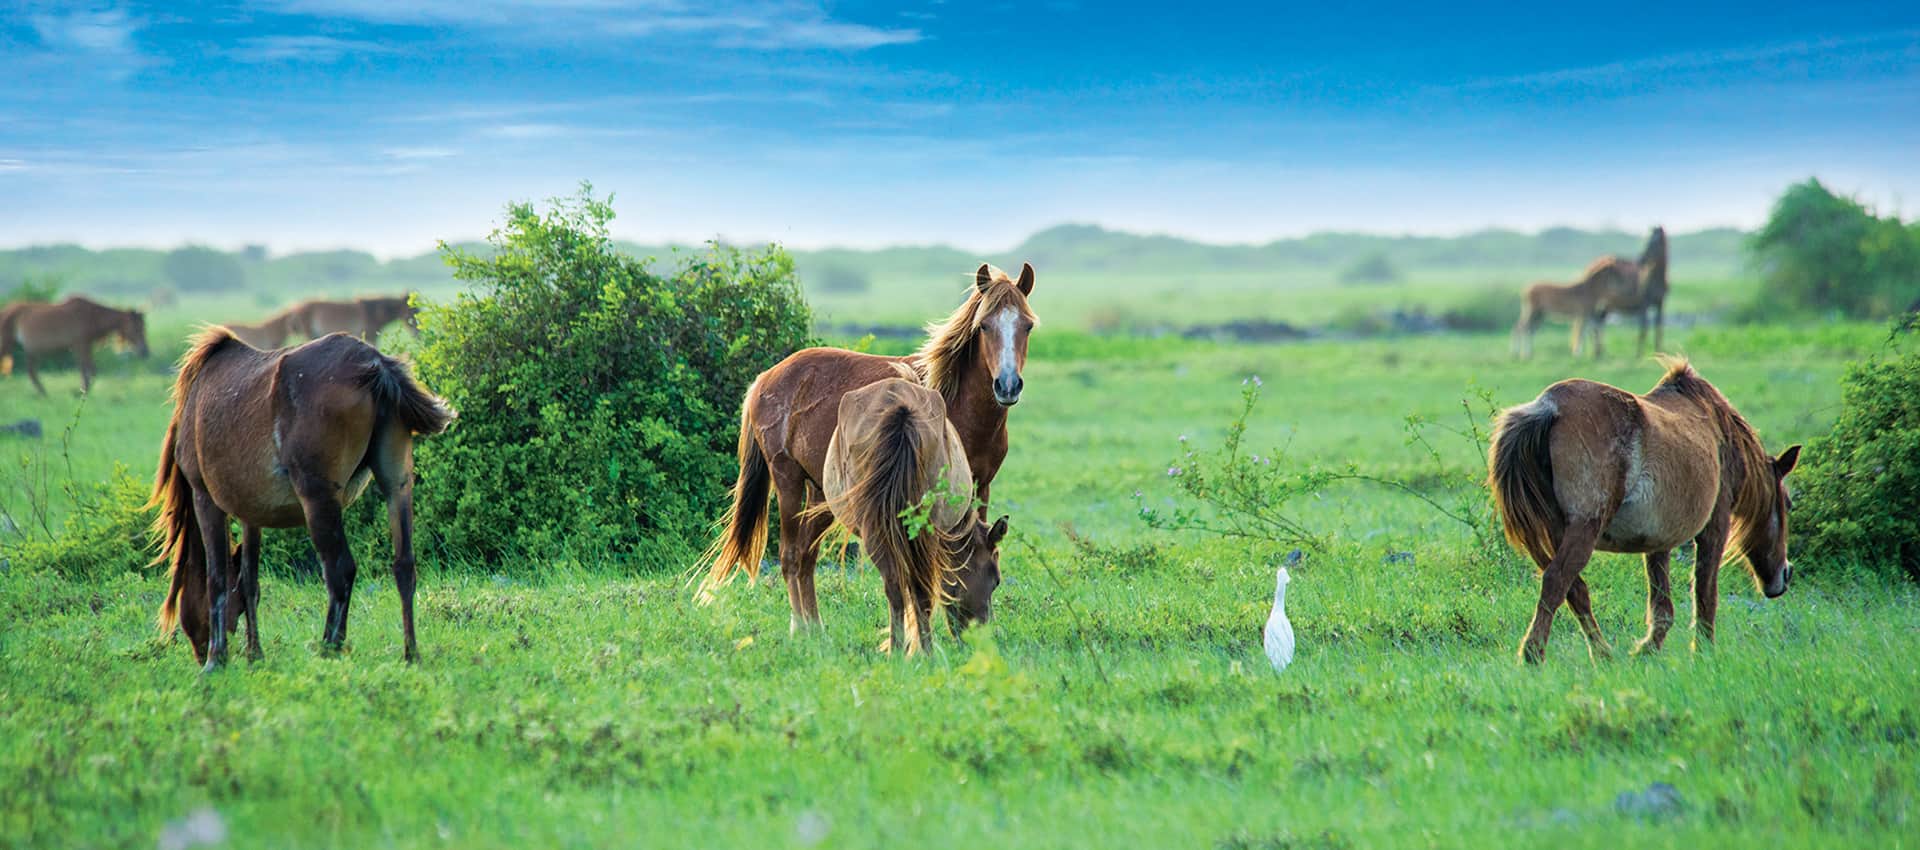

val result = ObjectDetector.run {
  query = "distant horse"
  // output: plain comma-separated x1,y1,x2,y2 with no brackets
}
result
702,263,1037,631
286,295,419,346
1510,258,1639,359
810,378,1008,651
1488,358,1799,664
0,296,150,395
1598,227,1670,356
152,328,454,670
224,308,299,350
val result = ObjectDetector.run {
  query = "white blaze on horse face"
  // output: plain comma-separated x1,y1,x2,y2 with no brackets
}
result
994,306,1021,378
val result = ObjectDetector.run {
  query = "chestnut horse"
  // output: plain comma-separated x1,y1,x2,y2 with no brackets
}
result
0,296,150,394
702,263,1036,630
153,328,454,670
1510,258,1638,359
286,295,419,346
1489,358,1799,664
809,378,1008,651
1597,227,1670,356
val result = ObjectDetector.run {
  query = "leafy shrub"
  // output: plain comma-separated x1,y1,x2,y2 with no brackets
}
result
413,187,814,568
162,245,247,292
1751,179,1920,319
1,467,149,580
1795,331,1920,583
1338,252,1401,285
3,272,61,303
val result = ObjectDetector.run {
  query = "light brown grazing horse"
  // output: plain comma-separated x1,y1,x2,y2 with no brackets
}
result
1597,226,1670,356
808,378,1008,651
223,308,299,350
0,296,150,394
153,328,454,671
1488,358,1799,664
702,263,1037,631
285,295,419,346
1510,258,1639,359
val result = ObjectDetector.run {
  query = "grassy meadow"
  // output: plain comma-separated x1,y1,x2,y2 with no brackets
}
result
2,270,1917,848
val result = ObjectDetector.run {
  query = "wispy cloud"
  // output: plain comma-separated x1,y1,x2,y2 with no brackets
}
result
24,6,151,79
1452,29,1920,93
382,146,459,160
258,0,922,50
226,34,396,63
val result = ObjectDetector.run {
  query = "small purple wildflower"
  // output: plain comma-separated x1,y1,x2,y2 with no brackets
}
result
1167,466,1183,477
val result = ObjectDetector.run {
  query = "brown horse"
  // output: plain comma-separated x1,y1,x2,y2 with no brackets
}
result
702,263,1036,630
152,328,454,670
1510,258,1639,359
808,378,1008,651
1488,358,1799,664
1598,227,1671,356
286,295,419,346
224,308,299,350
0,296,150,394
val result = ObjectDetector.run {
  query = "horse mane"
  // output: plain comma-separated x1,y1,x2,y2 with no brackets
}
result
910,271,1034,400
1649,356,1775,553
152,327,242,639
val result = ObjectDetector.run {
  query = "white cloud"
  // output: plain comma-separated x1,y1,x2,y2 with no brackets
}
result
256,0,922,50
1453,29,1920,93
227,34,396,63
25,7,151,78
383,146,460,160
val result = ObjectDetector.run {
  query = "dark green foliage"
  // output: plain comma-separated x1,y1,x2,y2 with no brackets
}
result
1795,332,1920,583
161,244,247,292
2,272,61,303
1752,178,1920,318
0,468,149,580
411,187,813,568
1337,252,1401,285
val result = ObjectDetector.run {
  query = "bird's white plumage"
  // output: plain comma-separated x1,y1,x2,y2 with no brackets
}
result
1264,566,1294,672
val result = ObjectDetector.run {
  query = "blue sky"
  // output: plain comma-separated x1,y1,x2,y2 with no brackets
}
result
1,1,1916,255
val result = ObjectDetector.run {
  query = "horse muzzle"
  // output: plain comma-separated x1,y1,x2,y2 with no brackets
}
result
1765,563,1791,598
993,374,1024,407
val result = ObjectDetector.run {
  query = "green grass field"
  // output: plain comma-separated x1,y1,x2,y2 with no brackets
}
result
2,286,1916,848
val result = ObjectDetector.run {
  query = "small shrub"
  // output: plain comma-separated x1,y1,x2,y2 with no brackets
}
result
1439,287,1521,332
3,272,62,303
1750,179,1920,319
162,245,247,292
1795,330,1920,583
1,467,149,580
413,186,814,568
1337,252,1401,285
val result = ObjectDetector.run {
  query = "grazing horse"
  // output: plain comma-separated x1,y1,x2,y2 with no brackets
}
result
152,328,454,671
1488,358,1799,664
224,308,299,350
702,262,1036,631
810,378,1008,651
287,295,419,346
1598,227,1670,356
1510,258,1639,359
0,296,150,394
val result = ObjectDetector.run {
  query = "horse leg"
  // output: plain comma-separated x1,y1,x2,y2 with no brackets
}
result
191,490,234,671
1563,576,1613,660
875,552,907,654
1567,313,1584,358
24,353,46,396
240,523,264,661
372,425,421,662
1635,309,1650,357
1520,518,1601,664
1632,550,1675,654
774,478,822,633
1653,302,1666,353
298,485,358,653
1692,520,1729,651
1590,311,1608,360
74,345,95,393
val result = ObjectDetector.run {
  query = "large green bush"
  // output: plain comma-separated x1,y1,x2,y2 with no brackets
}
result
1795,331,1920,583
1752,179,1920,318
413,188,813,568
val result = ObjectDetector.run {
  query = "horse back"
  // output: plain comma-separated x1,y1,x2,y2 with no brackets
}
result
748,347,920,485
1544,380,1723,552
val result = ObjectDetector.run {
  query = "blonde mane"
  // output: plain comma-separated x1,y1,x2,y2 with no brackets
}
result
910,267,1036,400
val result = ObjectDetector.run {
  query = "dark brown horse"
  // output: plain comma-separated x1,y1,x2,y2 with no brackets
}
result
286,295,419,346
1598,227,1670,356
808,378,1008,651
702,263,1036,631
0,296,150,394
1489,358,1799,664
1510,258,1639,359
152,328,454,670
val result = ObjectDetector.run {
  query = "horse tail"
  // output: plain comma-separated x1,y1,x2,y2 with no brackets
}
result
151,330,240,654
833,402,954,651
700,399,773,592
1488,395,1563,565
361,351,455,436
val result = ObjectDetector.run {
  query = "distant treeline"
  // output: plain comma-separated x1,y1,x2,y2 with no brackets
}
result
1,225,1746,302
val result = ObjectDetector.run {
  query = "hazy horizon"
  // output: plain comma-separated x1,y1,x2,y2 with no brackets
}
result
4,2,1916,256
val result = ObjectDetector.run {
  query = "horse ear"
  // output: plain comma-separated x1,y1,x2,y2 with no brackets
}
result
1016,262,1035,296
988,515,1009,544
975,263,994,292
1775,444,1802,477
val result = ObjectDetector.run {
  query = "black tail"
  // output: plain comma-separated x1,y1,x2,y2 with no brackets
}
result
701,401,773,591
362,354,455,436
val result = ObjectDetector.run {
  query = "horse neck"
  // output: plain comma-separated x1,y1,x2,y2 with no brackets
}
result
944,355,1006,444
